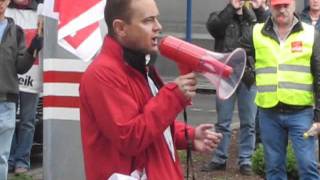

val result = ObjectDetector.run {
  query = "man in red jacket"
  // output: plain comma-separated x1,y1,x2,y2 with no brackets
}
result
79,0,223,179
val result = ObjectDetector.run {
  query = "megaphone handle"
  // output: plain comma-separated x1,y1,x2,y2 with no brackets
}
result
178,64,193,75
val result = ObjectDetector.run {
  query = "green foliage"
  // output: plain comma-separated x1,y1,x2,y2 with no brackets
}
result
178,150,187,162
252,143,299,179
286,143,299,179
252,144,265,176
9,173,33,180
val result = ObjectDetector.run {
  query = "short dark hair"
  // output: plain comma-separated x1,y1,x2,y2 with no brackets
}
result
104,0,133,36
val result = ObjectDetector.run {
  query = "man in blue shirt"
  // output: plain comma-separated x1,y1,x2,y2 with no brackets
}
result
0,0,42,179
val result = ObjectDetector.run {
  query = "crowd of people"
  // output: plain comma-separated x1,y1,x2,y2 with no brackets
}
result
202,0,320,179
0,0,319,180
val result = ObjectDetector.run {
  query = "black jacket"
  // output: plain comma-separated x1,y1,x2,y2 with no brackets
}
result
0,17,34,102
206,4,267,53
206,4,267,87
300,6,320,31
240,16,320,121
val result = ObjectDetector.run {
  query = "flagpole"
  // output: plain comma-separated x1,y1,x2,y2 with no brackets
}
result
186,0,192,42
185,0,194,179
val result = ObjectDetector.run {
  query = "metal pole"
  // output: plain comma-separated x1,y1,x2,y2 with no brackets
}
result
184,1,193,179
186,0,192,42
304,0,308,7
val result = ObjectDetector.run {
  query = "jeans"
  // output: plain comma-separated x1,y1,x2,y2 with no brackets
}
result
211,82,257,166
0,102,16,180
9,92,39,170
259,108,320,180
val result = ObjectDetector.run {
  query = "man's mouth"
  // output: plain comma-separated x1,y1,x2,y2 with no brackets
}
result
152,37,158,46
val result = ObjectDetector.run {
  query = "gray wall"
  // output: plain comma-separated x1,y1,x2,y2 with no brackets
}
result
157,0,305,34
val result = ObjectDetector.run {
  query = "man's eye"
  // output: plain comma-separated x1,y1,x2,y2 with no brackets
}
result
145,19,153,22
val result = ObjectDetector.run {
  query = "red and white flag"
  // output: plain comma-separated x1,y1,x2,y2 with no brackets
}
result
40,0,106,120
44,0,106,61
6,8,42,94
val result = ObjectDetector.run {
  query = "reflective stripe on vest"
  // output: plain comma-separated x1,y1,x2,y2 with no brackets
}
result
253,22,315,108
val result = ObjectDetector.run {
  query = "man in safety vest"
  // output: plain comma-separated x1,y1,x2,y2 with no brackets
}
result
240,0,320,179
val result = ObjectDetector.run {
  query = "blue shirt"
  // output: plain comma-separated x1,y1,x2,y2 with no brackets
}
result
0,18,8,42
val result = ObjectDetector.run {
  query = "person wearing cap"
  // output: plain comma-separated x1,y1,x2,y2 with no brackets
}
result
240,0,320,179
300,0,320,31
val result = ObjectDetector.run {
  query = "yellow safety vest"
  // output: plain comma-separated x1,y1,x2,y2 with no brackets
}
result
253,22,315,108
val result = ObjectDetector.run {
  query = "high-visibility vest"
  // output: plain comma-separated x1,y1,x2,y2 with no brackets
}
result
253,22,315,108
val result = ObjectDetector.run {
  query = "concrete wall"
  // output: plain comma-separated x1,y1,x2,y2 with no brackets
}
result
157,0,305,34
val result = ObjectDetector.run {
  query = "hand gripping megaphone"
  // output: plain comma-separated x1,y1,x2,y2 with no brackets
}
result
159,36,246,100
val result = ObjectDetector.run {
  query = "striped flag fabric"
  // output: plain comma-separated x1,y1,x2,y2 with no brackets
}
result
44,0,106,61
41,0,107,120
37,1,107,177
43,59,91,120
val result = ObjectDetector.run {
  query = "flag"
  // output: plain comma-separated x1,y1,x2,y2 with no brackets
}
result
5,8,42,93
44,0,106,61
40,0,106,121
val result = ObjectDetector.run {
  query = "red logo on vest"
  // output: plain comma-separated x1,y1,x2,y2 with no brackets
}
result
291,41,303,53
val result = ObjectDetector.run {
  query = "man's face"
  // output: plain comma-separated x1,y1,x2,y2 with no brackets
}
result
270,1,295,27
13,0,28,5
0,0,9,15
121,0,162,54
310,0,320,11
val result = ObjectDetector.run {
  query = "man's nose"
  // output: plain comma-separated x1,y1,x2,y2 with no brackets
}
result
278,5,286,13
154,18,162,32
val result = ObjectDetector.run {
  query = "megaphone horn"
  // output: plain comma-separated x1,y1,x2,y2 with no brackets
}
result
159,36,247,100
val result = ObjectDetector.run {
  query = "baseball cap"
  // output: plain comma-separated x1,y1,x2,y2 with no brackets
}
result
270,0,293,6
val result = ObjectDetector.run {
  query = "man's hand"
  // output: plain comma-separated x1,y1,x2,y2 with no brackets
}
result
27,35,43,56
193,124,222,153
174,72,197,99
230,0,244,9
313,122,320,130
251,0,264,9
304,122,320,138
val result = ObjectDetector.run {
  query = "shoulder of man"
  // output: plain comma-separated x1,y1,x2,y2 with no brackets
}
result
7,17,24,43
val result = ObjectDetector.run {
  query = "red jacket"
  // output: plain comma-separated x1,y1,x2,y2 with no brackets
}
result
80,36,195,180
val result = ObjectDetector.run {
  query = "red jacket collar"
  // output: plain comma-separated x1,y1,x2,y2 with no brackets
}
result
101,35,124,62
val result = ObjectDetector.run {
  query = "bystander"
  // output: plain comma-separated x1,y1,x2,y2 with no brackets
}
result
240,0,320,179
201,0,267,176
0,0,42,179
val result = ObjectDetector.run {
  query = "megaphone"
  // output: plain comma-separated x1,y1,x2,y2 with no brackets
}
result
159,36,246,100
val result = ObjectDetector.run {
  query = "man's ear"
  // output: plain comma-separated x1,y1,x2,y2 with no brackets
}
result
113,19,127,37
